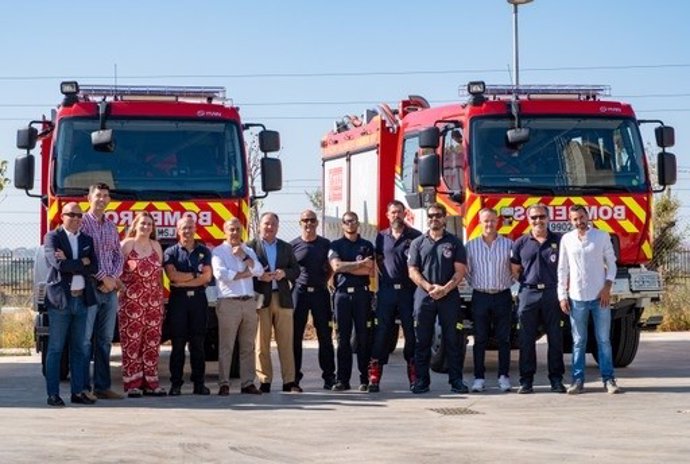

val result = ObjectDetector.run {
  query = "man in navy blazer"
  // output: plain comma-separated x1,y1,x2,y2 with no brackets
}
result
248,212,302,393
43,202,99,407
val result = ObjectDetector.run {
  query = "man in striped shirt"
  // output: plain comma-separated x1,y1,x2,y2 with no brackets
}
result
465,208,514,393
80,183,125,400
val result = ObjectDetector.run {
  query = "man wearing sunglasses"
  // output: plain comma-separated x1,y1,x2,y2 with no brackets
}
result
510,204,566,394
408,203,468,394
328,211,375,391
43,203,99,406
290,210,336,390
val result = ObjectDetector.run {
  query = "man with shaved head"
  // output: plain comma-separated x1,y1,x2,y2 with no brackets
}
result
44,202,99,406
163,214,213,396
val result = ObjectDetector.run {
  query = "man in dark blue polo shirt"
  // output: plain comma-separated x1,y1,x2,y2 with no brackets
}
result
290,209,336,390
510,204,566,394
329,211,375,392
408,203,468,394
163,215,213,396
368,200,421,392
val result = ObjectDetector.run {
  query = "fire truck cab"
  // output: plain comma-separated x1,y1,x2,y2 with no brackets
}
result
14,81,283,375
321,81,677,369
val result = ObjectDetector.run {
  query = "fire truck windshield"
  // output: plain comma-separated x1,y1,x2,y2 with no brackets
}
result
53,118,246,199
470,117,647,194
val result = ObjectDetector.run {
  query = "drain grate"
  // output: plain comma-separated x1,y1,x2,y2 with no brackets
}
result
428,407,482,416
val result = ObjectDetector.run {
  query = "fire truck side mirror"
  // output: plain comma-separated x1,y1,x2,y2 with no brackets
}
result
14,154,35,190
16,127,38,150
259,130,281,153
91,129,115,152
419,128,440,149
260,157,282,192
655,126,675,148
418,154,440,188
656,152,677,186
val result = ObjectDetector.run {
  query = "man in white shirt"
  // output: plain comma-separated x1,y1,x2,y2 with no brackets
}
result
557,205,620,394
465,208,514,393
212,218,264,395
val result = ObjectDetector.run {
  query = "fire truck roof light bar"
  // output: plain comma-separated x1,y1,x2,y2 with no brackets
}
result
459,84,611,99
76,84,227,101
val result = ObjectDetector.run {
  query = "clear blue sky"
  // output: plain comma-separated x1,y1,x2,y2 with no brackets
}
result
1,0,688,248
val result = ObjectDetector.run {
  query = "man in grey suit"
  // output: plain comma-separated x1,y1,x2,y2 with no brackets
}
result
248,212,302,393
43,202,99,406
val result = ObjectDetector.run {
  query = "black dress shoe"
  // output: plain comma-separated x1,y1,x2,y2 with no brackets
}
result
517,383,534,394
259,383,271,393
193,384,211,395
168,386,182,396
550,380,567,393
71,392,96,405
47,394,65,407
331,381,351,391
282,382,303,393
323,379,336,390
218,385,230,396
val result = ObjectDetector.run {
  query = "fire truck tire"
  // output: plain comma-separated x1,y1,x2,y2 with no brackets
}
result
430,320,448,373
599,311,640,368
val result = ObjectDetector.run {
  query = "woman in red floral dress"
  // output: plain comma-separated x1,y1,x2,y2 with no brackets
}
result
119,211,166,397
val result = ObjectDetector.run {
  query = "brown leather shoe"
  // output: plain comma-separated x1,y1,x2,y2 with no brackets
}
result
218,385,230,396
94,389,124,400
240,384,262,395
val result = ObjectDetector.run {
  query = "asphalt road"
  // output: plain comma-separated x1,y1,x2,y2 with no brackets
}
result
0,331,689,464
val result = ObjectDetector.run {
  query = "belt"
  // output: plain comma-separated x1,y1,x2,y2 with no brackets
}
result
523,284,554,290
474,288,509,294
70,289,84,297
227,295,254,301
299,285,324,293
338,286,369,294
171,287,205,297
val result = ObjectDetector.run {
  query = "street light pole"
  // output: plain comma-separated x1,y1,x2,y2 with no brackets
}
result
507,0,533,87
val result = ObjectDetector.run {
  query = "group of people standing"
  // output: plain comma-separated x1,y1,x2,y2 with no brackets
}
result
43,183,620,407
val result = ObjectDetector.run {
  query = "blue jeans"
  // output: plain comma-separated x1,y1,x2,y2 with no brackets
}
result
46,296,89,396
83,290,118,391
569,299,615,382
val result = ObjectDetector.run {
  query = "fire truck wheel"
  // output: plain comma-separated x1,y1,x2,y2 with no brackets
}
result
430,319,448,373
595,310,640,368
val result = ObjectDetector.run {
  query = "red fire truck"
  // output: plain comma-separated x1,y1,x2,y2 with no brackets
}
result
321,81,677,369
14,81,282,374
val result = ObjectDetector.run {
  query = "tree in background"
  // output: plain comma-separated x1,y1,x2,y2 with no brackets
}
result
0,160,10,193
305,187,323,213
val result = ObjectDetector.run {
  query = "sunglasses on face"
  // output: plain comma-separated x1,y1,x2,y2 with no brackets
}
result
63,212,83,218
529,214,547,220
301,218,317,224
342,219,358,225
427,213,444,219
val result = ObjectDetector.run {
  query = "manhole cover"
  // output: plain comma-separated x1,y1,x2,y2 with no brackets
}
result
428,407,482,416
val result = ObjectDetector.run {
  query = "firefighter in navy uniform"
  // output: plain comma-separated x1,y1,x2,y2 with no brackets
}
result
290,210,336,390
510,203,566,394
368,200,422,392
163,215,213,396
408,203,468,394
329,211,375,392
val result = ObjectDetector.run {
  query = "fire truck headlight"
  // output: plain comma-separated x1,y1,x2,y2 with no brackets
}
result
60,81,80,96
467,81,486,96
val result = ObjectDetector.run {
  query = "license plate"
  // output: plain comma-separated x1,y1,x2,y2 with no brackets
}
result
156,227,177,238
549,222,573,233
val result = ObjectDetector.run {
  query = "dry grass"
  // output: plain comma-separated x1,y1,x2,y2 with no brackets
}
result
0,307,34,350
648,281,690,331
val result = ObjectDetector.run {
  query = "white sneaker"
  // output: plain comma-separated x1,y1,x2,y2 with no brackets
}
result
498,375,512,392
471,378,486,392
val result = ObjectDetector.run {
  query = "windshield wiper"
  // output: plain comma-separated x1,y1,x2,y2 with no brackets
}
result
561,185,632,194
109,189,140,200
